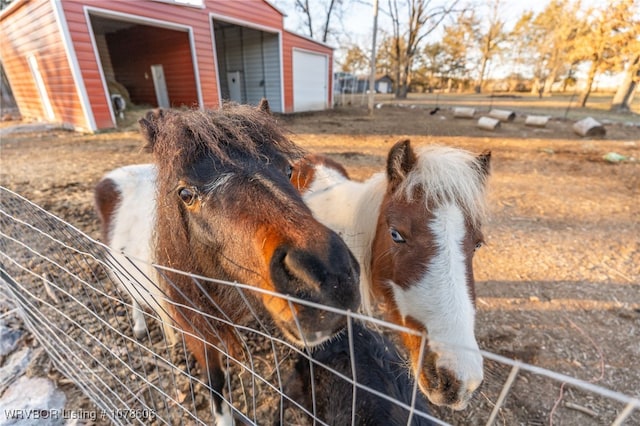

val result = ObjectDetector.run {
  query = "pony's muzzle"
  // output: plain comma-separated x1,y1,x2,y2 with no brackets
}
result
268,240,360,345
417,352,484,410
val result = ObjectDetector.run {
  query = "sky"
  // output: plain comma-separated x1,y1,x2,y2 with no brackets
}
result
275,0,558,73
277,0,553,43
274,0,622,87
277,0,613,41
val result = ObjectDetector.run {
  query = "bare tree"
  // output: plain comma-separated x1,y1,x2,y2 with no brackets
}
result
340,44,371,74
573,0,636,107
610,54,639,112
386,0,462,99
0,0,14,11
374,33,398,77
293,0,344,43
417,42,446,90
294,0,315,38
537,0,582,94
473,0,506,93
440,13,475,92
610,4,639,112
507,11,538,92
509,1,582,96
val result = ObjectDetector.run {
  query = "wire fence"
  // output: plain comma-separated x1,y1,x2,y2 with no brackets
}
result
1,186,638,425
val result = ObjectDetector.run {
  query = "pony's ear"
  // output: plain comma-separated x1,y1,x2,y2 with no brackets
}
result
386,139,417,191
477,150,491,179
257,98,271,114
139,108,164,151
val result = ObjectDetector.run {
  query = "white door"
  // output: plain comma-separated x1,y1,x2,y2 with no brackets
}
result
378,81,389,93
227,71,242,103
151,64,170,108
292,50,327,112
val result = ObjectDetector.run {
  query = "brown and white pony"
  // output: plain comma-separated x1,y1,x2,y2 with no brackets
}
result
94,102,360,425
290,140,491,410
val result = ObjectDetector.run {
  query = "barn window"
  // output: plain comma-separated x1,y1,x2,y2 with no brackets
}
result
151,0,204,8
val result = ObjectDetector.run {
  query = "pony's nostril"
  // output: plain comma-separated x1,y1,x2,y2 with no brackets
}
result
272,242,359,314
281,249,323,292
437,368,461,404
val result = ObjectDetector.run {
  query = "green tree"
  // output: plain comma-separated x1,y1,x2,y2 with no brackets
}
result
410,42,445,91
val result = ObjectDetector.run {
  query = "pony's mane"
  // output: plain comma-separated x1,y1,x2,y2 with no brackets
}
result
397,145,488,226
147,103,303,177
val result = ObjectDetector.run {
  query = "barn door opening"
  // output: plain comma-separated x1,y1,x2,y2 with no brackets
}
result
87,12,199,127
213,19,282,112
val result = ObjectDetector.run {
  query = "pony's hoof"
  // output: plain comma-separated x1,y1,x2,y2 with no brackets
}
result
133,327,147,340
214,404,234,426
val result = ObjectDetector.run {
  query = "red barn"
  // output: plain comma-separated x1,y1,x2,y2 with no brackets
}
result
0,0,333,131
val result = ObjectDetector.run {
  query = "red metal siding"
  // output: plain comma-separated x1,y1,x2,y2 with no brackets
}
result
282,31,333,113
207,0,283,28
2,0,333,130
0,0,87,129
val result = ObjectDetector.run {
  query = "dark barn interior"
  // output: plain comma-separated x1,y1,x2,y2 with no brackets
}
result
89,14,198,110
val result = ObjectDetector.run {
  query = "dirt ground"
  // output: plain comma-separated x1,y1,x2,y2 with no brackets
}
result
1,101,639,425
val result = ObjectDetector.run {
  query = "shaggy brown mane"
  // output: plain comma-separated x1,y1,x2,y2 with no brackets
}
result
140,103,303,183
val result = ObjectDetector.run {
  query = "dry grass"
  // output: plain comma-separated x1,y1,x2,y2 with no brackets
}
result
1,100,638,425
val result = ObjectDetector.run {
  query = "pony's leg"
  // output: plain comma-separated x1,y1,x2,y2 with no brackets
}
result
206,351,233,426
185,333,233,426
131,300,147,340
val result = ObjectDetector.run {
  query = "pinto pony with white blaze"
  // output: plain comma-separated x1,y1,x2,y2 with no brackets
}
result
291,140,491,409
95,102,360,425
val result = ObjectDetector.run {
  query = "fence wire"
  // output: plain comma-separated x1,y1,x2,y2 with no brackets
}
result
0,186,638,425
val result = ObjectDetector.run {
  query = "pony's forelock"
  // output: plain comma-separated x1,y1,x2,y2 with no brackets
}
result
396,145,488,226
149,104,303,179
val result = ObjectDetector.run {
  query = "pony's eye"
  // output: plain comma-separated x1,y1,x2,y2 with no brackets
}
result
390,228,406,243
474,242,483,251
285,164,293,179
178,187,197,206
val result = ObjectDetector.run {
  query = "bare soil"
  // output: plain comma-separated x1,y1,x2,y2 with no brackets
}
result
1,101,639,425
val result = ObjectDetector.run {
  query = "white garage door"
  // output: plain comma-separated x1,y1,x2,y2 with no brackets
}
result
293,50,328,112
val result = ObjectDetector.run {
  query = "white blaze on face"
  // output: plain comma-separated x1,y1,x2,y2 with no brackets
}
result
391,203,483,400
